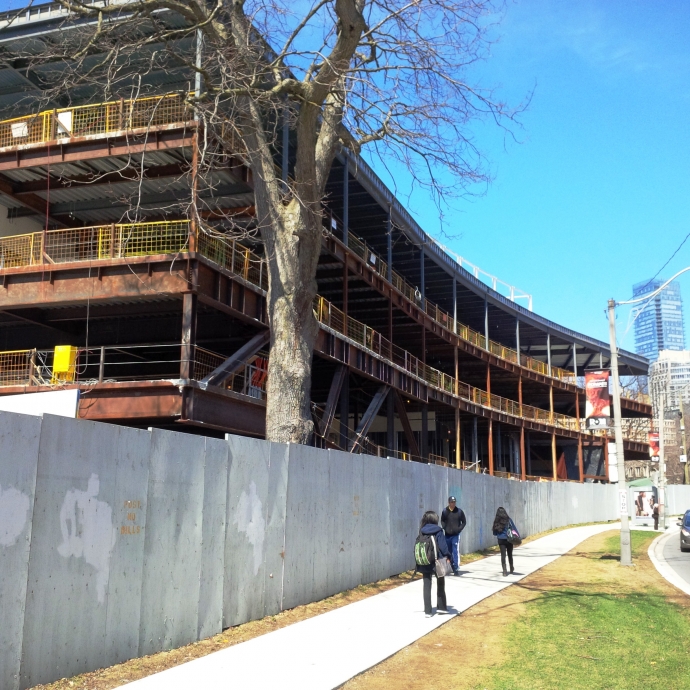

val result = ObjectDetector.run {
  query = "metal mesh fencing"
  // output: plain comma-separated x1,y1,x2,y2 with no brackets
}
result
0,349,34,386
0,94,191,150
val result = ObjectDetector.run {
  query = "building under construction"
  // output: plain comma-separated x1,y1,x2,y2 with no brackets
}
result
0,3,652,482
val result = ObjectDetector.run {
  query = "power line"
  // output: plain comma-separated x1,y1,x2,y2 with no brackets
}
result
634,229,690,296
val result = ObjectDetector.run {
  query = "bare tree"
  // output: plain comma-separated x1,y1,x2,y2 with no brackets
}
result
5,0,519,443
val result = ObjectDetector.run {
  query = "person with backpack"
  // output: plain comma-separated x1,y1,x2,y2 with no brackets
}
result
441,495,466,576
492,506,520,576
415,510,451,617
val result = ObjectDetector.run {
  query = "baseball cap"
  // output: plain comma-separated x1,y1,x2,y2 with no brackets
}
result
448,496,456,502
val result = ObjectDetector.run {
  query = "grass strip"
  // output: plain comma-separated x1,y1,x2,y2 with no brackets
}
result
474,531,690,690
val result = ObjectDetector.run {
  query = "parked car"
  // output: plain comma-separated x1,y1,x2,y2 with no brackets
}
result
681,511,690,553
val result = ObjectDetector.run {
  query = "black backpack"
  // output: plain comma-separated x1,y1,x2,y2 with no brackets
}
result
414,531,437,566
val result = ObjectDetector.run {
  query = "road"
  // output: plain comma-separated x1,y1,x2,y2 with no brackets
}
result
661,528,690,587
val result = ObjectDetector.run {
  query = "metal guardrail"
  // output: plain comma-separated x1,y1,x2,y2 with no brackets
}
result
336,227,648,406
338,229,577,384
313,295,583,434
0,222,269,294
0,349,34,385
0,221,190,268
0,221,649,427
197,231,268,291
0,93,191,150
0,343,267,400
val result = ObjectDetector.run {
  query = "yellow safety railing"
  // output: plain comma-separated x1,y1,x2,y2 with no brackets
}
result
341,231,577,384
0,219,651,428
313,295,583,434
0,93,192,150
0,349,34,386
197,232,268,291
0,220,191,268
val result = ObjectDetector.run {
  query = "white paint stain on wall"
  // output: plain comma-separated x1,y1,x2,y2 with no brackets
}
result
57,473,117,604
234,481,265,575
0,483,30,547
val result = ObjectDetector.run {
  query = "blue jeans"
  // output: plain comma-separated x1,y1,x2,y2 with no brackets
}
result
446,533,459,571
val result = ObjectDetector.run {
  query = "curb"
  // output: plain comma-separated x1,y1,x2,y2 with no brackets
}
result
647,527,690,597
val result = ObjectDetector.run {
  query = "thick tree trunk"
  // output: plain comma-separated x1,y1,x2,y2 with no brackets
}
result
261,197,322,444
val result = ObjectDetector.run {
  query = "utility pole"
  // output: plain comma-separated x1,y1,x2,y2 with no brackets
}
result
657,366,670,530
611,267,690,541
608,298,633,566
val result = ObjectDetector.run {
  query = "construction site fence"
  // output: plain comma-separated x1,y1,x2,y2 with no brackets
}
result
0,93,192,150
1,414,619,689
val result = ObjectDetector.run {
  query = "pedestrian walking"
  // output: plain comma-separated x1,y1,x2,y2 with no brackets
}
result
492,506,518,576
653,499,660,531
441,495,466,575
414,510,450,617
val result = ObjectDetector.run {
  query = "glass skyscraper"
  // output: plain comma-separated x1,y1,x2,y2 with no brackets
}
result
632,278,685,361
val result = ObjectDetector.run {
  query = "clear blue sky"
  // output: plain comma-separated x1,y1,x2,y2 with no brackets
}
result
368,0,690,350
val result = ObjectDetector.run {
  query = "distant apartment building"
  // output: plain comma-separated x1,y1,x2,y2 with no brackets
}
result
633,278,685,361
649,350,690,412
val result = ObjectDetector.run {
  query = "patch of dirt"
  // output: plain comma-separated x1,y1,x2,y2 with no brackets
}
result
343,531,690,690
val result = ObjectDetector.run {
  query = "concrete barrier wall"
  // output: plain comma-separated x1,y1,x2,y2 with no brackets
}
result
0,412,620,689
0,412,42,690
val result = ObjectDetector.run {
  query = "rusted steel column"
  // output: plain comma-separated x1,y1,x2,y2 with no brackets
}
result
189,131,199,252
547,332,552,377
180,292,197,380
488,419,494,476
486,363,491,408
551,433,557,480
520,427,526,480
342,264,348,337
455,407,461,469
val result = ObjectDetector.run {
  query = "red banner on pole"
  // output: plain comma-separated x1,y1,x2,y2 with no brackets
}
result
648,432,660,458
585,370,611,426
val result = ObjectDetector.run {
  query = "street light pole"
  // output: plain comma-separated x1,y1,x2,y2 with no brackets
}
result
608,298,633,566
658,366,670,531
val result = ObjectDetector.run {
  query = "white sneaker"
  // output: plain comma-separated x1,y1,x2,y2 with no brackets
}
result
425,613,433,618
437,608,449,614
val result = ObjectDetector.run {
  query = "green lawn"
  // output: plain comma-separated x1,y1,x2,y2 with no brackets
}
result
600,530,661,557
484,532,690,690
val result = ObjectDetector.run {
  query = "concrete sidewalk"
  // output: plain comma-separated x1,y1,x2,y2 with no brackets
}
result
123,522,617,690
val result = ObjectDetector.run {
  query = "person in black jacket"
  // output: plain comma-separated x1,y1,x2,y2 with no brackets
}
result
441,496,466,575
492,506,514,577
417,510,450,617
